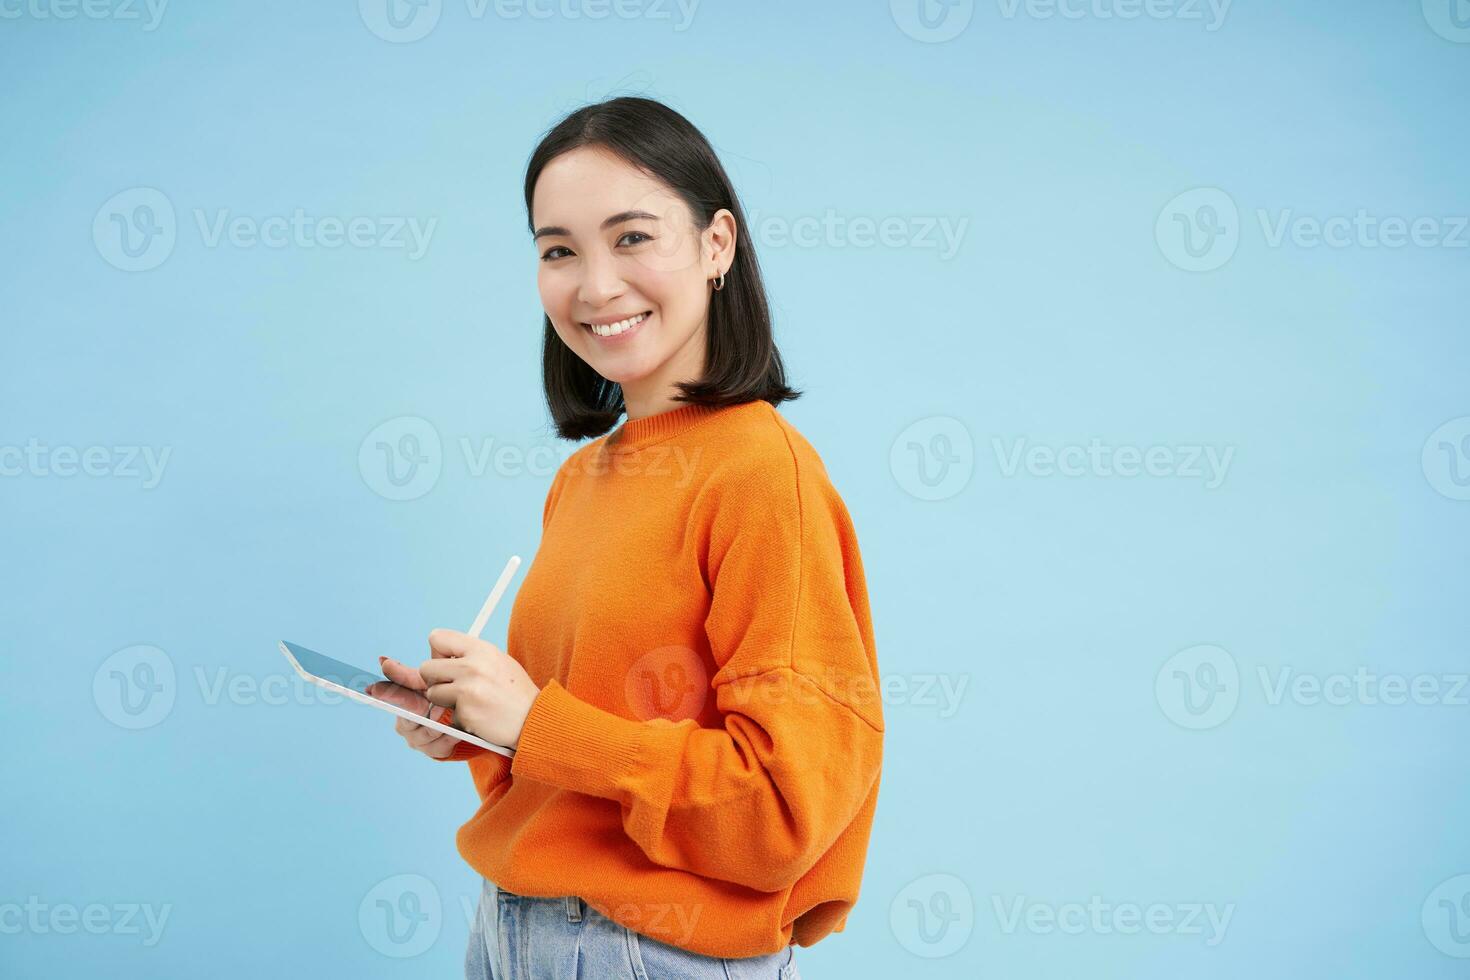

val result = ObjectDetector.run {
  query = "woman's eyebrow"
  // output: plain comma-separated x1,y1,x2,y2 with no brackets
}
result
533,209,660,241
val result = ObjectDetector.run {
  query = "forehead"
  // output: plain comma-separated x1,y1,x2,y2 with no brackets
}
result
532,146,676,230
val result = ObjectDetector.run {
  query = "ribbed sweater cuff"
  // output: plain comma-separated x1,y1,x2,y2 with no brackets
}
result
509,679,644,797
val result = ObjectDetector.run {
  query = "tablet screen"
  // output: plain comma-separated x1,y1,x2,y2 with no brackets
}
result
281,640,442,722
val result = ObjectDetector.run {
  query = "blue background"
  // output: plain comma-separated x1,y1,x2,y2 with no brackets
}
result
3,1,1468,976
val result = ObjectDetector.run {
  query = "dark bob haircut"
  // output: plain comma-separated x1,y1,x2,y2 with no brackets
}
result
523,96,801,441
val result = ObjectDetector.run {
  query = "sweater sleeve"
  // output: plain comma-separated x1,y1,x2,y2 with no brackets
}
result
507,449,885,892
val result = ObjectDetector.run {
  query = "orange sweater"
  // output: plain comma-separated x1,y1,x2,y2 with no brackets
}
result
437,399,884,958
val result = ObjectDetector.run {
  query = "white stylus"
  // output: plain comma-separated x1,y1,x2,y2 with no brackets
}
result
467,555,522,640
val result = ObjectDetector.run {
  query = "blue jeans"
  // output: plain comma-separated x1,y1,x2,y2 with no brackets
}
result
465,876,801,979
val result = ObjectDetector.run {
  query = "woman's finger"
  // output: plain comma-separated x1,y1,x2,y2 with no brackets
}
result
380,656,426,691
424,734,456,758
427,628,475,659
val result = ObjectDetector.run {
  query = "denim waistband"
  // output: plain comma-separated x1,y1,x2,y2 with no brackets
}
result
493,881,586,923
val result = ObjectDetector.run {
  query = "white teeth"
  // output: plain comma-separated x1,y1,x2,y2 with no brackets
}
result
587,311,649,337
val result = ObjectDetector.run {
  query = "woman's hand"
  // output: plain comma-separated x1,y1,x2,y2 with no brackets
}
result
371,656,462,760
415,628,541,751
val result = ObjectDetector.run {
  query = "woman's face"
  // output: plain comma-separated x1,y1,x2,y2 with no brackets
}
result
532,145,734,412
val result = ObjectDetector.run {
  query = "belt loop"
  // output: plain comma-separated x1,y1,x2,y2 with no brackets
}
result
565,895,583,923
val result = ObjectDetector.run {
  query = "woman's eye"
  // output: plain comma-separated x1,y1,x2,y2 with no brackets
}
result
540,233,649,262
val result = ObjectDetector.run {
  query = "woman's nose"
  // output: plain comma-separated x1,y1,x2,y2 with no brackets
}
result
576,253,626,306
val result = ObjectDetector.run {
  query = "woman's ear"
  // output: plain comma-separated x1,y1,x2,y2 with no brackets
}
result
703,208,738,277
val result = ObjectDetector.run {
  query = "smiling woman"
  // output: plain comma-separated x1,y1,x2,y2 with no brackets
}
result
387,96,884,980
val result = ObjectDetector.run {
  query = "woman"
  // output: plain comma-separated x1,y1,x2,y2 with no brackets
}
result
378,96,885,979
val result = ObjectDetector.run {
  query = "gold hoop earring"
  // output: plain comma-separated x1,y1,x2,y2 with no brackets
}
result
711,272,726,291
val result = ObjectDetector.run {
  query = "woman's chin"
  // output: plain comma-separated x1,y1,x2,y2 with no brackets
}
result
593,360,654,386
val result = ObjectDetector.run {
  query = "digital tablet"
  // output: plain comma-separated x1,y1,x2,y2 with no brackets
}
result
277,640,514,758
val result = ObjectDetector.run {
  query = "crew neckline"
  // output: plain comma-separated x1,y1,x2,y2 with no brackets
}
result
605,401,745,454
